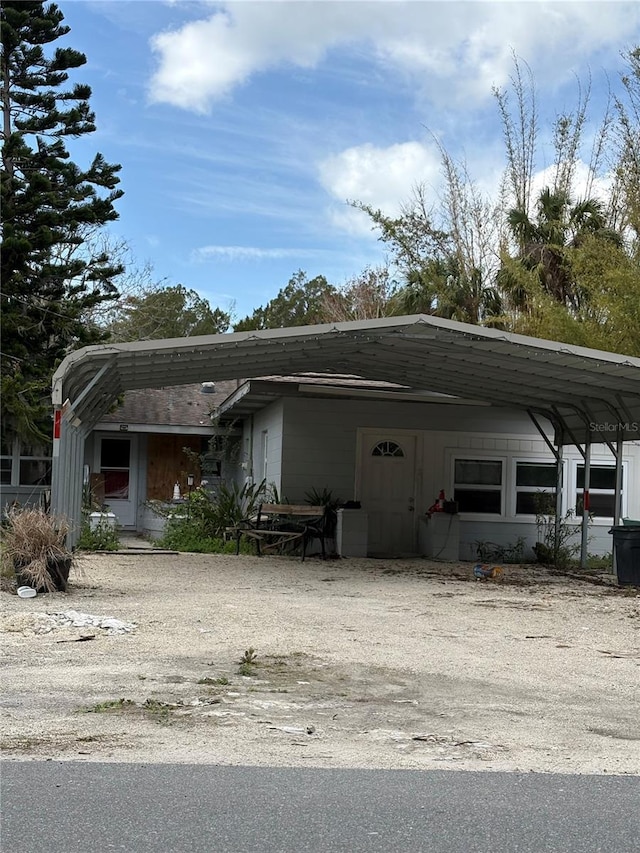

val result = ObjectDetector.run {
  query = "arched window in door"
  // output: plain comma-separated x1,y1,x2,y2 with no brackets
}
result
371,440,405,458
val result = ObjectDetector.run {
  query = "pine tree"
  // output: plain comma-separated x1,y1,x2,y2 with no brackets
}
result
1,1,123,446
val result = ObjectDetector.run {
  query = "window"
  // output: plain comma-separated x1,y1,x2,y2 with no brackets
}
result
1,457,12,485
19,458,52,486
515,461,557,515
372,441,404,457
1,440,52,487
576,464,621,518
453,458,503,513
100,438,130,499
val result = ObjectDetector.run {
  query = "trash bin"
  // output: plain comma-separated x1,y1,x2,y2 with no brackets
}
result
609,525,640,586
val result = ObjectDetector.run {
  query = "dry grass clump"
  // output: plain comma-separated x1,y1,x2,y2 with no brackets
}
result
1,507,72,592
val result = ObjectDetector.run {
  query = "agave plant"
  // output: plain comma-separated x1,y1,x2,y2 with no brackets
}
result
1,507,73,593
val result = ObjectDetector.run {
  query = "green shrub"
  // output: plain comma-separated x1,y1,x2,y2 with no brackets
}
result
159,518,253,554
157,480,268,552
76,519,120,552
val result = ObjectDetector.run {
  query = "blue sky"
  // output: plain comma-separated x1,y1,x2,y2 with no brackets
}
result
59,1,639,324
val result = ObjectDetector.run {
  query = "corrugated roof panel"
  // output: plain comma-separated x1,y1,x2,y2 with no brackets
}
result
52,315,640,446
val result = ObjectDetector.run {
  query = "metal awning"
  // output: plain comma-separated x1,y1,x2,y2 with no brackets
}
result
53,314,640,445
51,315,640,554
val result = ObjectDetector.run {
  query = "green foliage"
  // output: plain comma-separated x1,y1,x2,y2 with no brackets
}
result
239,648,258,665
350,50,640,356
158,480,267,552
304,486,338,537
475,537,526,563
158,521,238,554
233,270,335,330
107,284,230,342
76,519,120,552
534,501,582,569
85,698,135,713
1,1,123,444
238,648,258,676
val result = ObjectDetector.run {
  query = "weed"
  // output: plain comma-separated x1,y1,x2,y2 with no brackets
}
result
240,647,258,665
142,699,174,724
84,698,135,713
475,537,526,563
76,519,120,552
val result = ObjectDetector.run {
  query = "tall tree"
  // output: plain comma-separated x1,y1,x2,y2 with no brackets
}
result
354,176,503,325
233,270,336,331
107,284,230,342
610,47,640,246
1,1,123,444
319,266,400,322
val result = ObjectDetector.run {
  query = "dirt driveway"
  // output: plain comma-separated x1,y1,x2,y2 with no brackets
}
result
1,553,639,774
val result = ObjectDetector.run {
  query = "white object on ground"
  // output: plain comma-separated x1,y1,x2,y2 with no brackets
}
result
17,587,37,599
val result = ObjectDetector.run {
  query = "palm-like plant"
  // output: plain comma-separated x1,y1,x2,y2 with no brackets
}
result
504,187,621,312
398,257,503,326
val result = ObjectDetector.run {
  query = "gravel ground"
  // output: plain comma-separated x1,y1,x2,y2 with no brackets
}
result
1,552,639,774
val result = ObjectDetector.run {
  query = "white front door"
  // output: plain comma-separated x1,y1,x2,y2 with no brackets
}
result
358,431,419,556
95,435,137,528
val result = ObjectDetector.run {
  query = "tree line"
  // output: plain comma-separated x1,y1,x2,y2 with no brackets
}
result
2,1,638,454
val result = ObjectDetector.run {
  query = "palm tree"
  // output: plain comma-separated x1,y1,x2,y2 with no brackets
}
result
503,188,621,312
397,256,503,326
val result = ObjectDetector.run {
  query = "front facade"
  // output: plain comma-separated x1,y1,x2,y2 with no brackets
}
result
219,379,640,560
6,374,638,560
84,382,239,530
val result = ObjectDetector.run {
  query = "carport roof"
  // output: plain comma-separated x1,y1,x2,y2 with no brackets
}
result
52,315,640,445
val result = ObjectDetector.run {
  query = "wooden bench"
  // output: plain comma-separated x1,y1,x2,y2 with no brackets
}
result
232,503,327,561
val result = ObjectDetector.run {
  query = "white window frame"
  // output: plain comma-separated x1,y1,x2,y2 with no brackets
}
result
0,440,52,488
450,453,507,517
512,458,564,518
570,459,628,523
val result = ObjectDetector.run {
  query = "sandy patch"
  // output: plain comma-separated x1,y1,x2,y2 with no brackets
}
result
1,553,638,774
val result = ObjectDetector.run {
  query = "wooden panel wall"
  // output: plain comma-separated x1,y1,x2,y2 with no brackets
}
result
147,435,203,501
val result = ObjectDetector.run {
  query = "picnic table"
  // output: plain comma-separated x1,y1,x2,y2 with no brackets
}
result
231,503,327,561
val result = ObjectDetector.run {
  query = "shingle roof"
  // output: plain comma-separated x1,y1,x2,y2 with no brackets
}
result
99,381,239,427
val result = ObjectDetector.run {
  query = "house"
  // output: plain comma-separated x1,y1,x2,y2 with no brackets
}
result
75,370,640,561
47,316,640,559
85,381,238,529
213,374,640,560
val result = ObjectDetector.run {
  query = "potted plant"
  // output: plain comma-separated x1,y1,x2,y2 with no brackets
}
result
1,507,74,593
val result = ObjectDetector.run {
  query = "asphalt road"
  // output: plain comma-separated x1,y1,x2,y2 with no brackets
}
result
1,763,638,852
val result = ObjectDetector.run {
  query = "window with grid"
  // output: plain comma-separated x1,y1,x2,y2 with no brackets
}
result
575,465,621,518
515,461,557,515
371,441,405,457
1,440,52,487
453,458,503,514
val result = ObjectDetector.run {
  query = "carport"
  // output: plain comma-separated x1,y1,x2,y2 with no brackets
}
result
51,315,640,560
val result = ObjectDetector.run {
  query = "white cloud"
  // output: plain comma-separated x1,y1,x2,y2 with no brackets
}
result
192,245,316,261
318,140,442,234
148,1,639,112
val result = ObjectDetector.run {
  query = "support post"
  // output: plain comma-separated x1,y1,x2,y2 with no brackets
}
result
580,441,591,569
613,432,624,583
613,432,624,526
554,445,563,564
